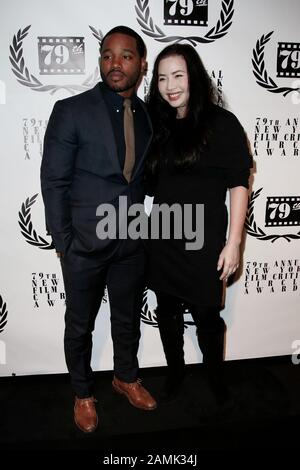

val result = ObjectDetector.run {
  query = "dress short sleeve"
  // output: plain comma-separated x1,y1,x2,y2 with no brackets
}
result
208,106,253,188
224,167,251,189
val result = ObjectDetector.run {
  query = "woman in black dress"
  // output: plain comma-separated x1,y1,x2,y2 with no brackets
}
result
145,44,252,401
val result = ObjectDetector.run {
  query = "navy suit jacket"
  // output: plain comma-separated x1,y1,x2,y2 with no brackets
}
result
41,83,152,254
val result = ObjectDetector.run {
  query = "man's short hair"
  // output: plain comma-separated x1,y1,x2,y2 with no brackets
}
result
101,25,146,58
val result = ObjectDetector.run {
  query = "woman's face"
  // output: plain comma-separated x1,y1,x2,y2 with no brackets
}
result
157,55,189,118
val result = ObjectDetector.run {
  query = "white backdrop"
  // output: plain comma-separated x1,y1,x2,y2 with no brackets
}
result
0,0,299,376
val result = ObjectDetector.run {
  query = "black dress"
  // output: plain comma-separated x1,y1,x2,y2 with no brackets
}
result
146,106,252,308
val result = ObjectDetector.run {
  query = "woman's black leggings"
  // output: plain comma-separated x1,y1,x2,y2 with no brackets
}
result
155,291,225,365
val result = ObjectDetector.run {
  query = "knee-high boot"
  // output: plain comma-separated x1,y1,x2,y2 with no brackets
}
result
196,319,225,367
156,311,185,400
196,317,231,405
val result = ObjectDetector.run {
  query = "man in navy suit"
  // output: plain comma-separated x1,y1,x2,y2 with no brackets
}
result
41,26,156,433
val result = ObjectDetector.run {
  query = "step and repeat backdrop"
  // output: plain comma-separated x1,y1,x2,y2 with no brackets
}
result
0,0,299,376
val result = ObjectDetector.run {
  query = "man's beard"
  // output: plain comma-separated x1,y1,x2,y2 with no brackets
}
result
100,69,140,93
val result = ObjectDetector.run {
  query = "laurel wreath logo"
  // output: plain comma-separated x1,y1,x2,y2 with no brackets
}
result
10,25,102,95
245,188,300,242
141,289,194,328
252,31,300,98
135,0,234,46
18,194,54,250
0,295,8,333
141,288,158,327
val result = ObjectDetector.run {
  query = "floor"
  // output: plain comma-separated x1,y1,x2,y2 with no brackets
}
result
0,356,299,456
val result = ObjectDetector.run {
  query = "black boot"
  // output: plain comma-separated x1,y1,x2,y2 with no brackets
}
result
159,368,186,402
196,320,231,407
156,311,186,402
203,362,231,407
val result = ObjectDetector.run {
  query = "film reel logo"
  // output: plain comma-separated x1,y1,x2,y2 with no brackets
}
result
277,42,300,78
252,32,300,99
246,188,300,243
38,36,85,75
164,0,208,27
265,196,300,227
10,25,103,95
135,0,234,47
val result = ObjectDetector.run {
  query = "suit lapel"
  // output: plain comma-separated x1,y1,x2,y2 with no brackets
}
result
89,84,122,175
131,98,153,180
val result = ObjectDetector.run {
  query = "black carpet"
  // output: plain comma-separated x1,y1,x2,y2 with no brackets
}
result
0,356,299,456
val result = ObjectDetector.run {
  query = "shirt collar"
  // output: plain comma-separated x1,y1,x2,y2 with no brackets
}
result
100,82,138,112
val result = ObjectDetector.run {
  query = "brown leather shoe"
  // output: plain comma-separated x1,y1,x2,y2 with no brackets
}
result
74,396,98,433
112,377,157,411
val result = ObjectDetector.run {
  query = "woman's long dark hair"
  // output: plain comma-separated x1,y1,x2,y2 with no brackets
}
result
146,44,217,173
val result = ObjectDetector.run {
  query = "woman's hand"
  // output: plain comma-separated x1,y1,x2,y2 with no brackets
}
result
217,241,240,281
217,186,248,281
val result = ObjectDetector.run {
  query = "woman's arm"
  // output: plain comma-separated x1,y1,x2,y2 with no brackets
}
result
217,186,248,281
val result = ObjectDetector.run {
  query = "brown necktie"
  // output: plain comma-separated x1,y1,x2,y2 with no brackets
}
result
123,98,135,182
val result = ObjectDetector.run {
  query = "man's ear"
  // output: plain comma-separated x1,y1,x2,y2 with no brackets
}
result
141,59,148,76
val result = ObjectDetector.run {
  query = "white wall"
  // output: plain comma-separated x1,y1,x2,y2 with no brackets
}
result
0,0,299,376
